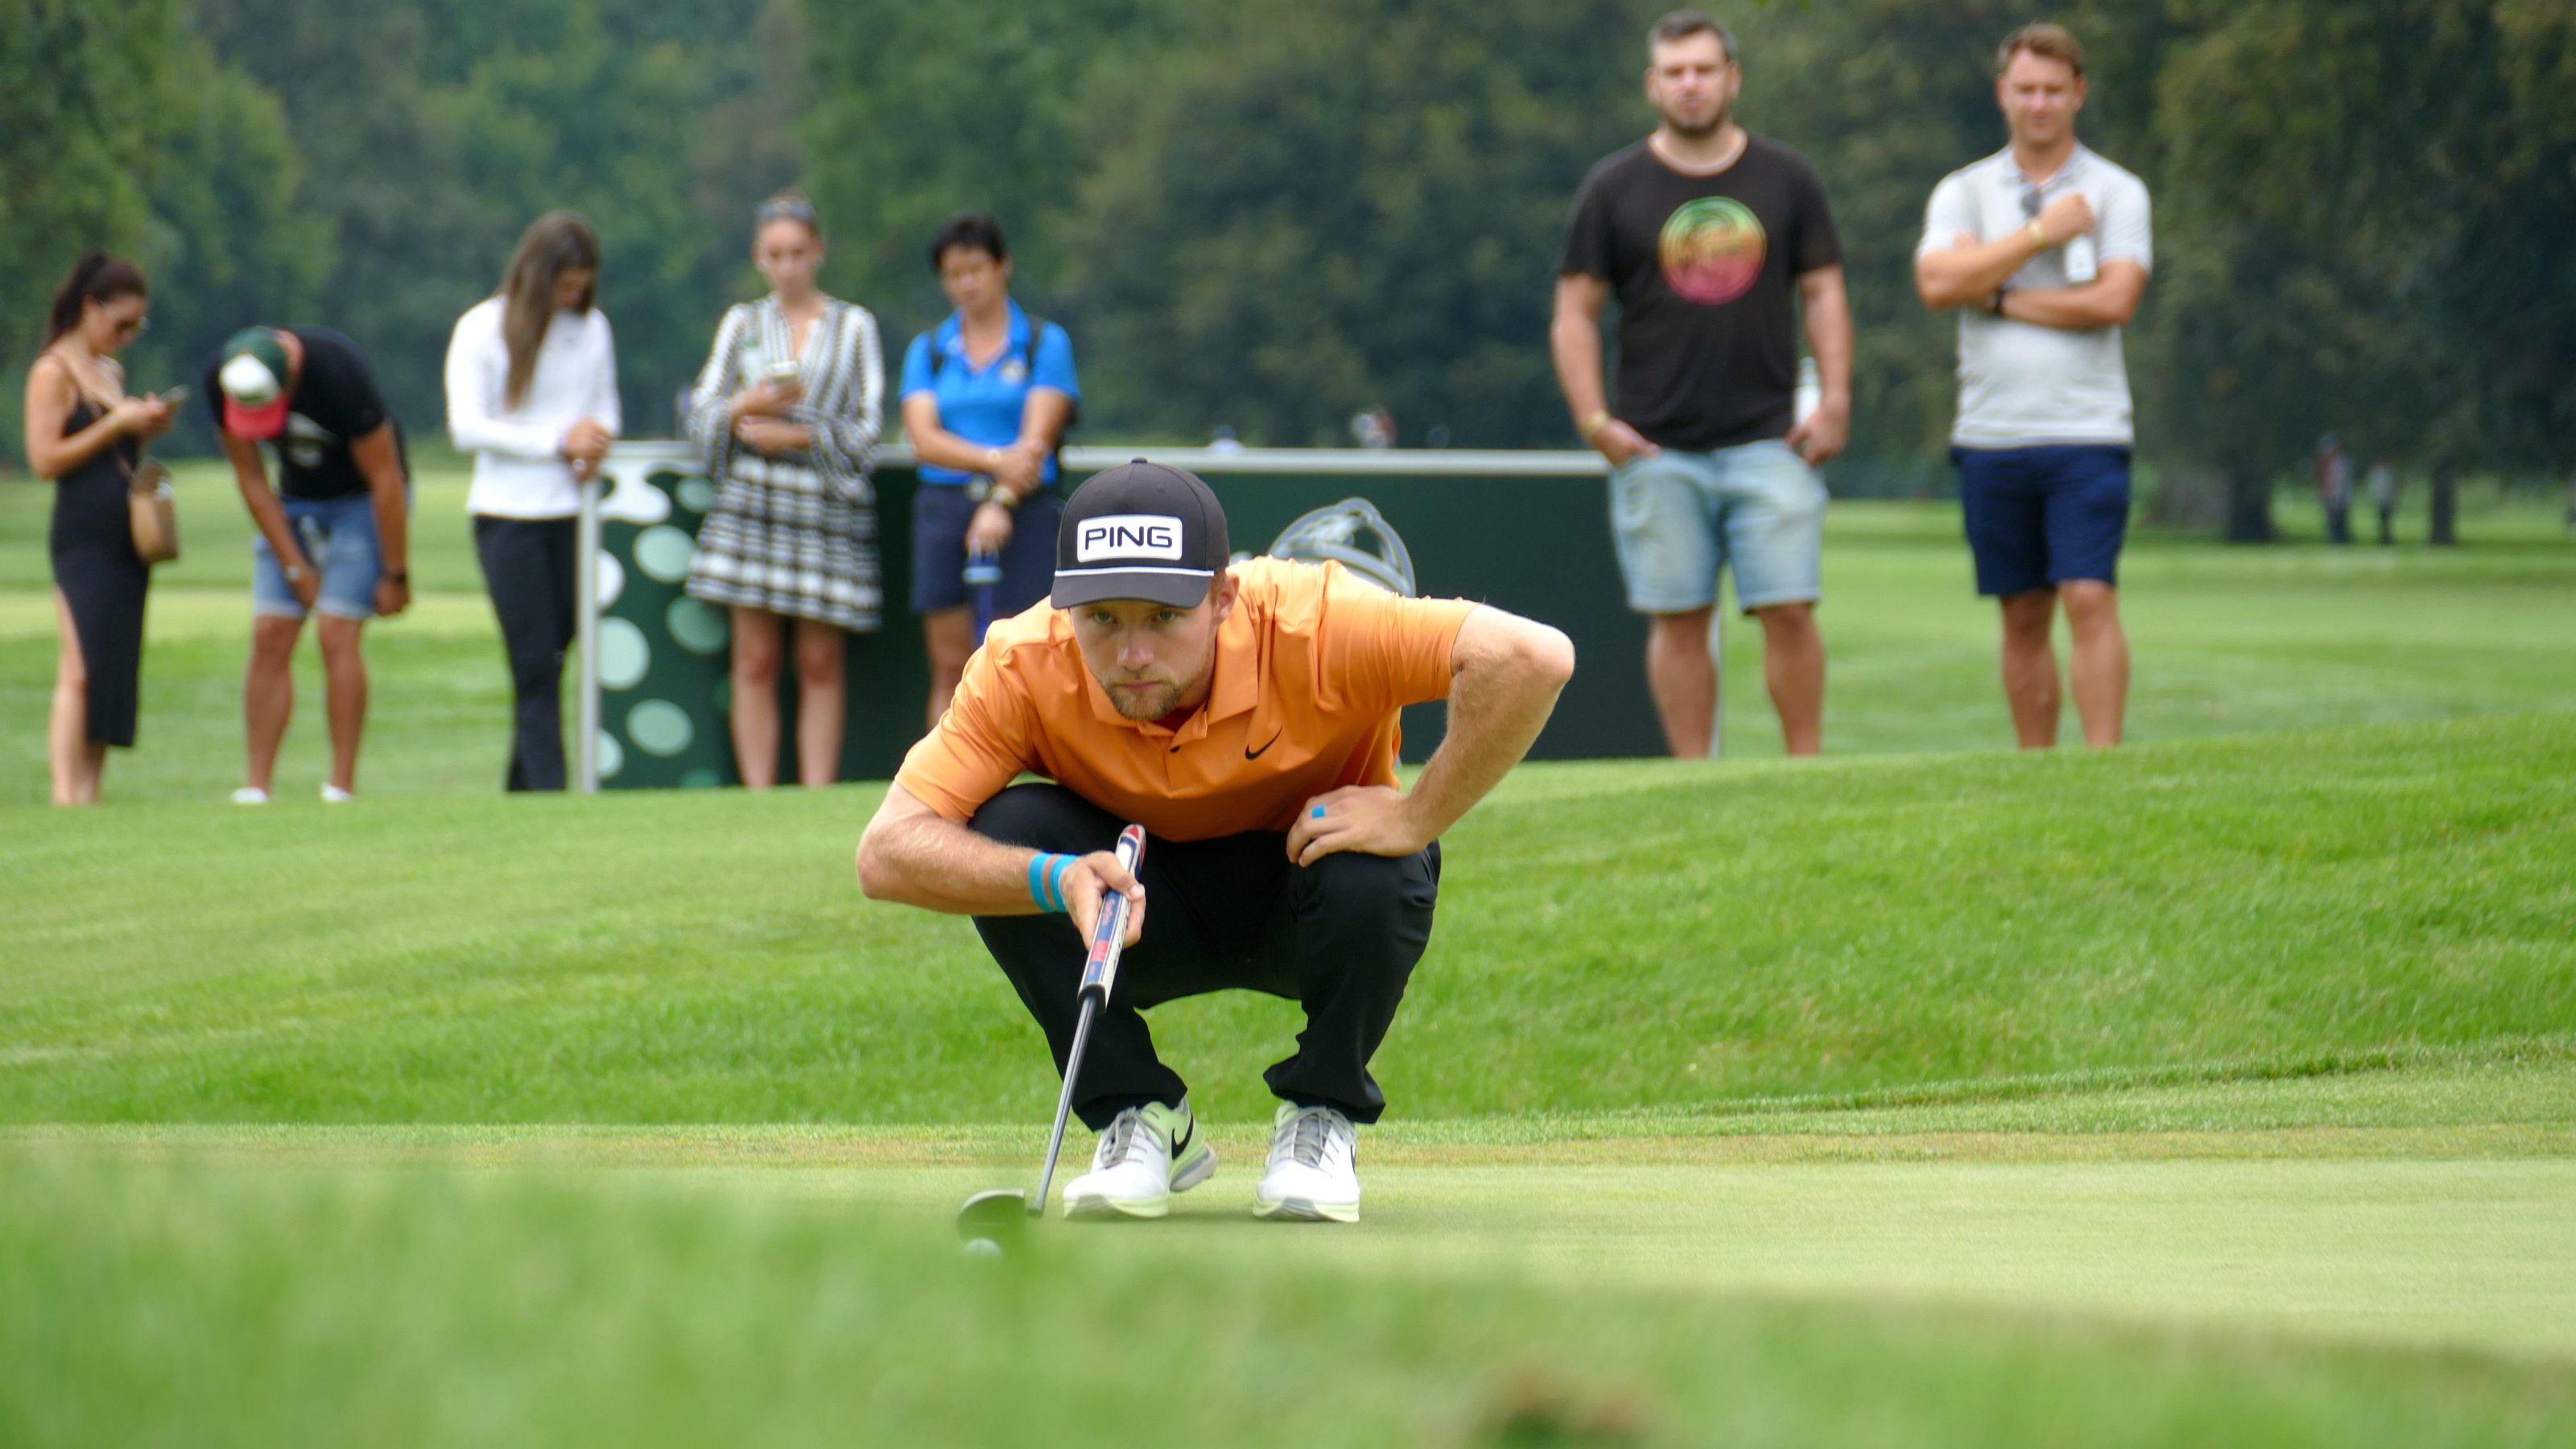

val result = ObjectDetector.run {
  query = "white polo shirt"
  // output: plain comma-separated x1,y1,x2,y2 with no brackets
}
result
1918,143,2152,448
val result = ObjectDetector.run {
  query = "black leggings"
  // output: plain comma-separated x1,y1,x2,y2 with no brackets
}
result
968,782,1442,1130
473,515,577,791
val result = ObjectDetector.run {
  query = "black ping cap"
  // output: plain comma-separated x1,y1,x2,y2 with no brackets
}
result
1051,459,1232,609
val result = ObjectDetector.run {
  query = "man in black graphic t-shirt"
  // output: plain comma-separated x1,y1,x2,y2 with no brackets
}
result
1550,9,1852,758
204,325,411,805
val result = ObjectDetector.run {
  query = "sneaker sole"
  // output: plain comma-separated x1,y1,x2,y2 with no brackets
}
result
1064,1191,1169,1220
1252,1195,1359,1224
1065,1145,1220,1221
1171,1144,1219,1194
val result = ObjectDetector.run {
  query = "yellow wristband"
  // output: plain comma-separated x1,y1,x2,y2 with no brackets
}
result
1578,410,1612,440
2026,219,2047,245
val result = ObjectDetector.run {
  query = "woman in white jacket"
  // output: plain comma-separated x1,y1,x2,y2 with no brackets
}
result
444,212,619,791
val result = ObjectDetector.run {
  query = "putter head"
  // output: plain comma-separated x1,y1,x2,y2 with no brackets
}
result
956,1188,1036,1245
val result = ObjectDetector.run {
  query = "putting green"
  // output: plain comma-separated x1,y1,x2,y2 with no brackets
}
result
17,1084,2573,1364
11,1061,2574,1447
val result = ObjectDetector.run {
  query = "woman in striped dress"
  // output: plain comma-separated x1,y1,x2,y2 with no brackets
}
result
683,191,884,788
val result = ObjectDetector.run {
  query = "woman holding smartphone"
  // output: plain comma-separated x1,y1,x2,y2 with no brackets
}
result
444,211,619,791
21,250,174,805
683,191,884,788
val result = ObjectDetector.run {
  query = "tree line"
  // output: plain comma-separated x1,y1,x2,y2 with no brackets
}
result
9,0,2570,518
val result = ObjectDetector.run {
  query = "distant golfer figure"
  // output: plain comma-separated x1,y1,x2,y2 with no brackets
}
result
2314,435,2355,547
857,460,1574,1223
1550,10,1852,758
1913,23,2152,748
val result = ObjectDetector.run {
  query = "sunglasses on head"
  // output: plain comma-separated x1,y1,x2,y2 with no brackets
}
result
757,197,819,225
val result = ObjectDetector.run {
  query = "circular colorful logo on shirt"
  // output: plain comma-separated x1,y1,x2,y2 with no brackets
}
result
1659,197,1767,305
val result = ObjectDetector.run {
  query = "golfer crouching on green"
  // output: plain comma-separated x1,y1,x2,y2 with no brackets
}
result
857,460,1573,1221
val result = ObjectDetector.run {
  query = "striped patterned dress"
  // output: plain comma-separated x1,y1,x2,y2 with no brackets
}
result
683,295,884,630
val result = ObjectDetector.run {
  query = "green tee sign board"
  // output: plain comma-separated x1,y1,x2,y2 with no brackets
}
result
583,444,1659,789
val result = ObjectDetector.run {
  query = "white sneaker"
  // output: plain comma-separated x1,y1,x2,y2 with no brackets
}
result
230,787,270,806
1063,1097,1216,1220
1254,1102,1361,1223
320,783,354,803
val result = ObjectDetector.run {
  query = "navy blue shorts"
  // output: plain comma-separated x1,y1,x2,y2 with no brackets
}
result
1954,445,2132,597
908,484,1065,615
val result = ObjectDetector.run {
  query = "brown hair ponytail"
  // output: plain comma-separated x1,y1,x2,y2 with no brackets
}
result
42,249,149,349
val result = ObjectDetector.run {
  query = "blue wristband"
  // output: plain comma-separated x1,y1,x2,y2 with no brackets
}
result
1026,853,1051,910
1045,854,1072,914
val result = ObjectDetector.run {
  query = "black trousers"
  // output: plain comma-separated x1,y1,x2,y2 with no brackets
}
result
969,783,1441,1131
473,515,577,792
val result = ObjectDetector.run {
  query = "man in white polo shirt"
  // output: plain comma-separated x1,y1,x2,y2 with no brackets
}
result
1914,22,2150,749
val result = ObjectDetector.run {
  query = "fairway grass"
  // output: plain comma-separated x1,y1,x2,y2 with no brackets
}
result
10,1055,2575,1448
6,713,2570,1123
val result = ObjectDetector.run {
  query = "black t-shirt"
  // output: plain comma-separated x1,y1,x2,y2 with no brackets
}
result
1558,135,1842,452
202,327,398,501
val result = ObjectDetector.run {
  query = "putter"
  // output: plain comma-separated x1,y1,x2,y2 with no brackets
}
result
956,824,1149,1245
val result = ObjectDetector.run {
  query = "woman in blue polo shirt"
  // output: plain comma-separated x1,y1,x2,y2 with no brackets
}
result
898,212,1080,730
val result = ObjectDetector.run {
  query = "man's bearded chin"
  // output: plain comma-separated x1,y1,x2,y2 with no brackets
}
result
1662,97,1730,139
1104,676,1187,721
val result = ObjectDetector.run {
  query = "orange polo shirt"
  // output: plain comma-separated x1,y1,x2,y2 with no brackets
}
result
894,558,1480,841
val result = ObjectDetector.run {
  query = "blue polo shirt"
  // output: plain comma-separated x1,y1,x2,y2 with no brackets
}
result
898,302,1080,486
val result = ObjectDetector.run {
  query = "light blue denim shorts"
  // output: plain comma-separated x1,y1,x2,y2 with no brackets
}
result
1608,439,1826,613
252,493,385,621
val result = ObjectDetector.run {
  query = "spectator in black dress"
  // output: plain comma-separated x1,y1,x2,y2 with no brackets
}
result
20,250,174,806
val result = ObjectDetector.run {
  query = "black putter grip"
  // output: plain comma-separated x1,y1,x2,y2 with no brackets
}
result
1078,826,1147,1005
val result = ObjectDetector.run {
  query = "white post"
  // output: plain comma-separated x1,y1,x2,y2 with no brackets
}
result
575,473,601,795
1707,605,1725,758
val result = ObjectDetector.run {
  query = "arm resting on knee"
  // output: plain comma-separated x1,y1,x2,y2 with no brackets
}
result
1404,606,1576,840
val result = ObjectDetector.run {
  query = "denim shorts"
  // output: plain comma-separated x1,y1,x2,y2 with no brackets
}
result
1953,445,2131,597
252,493,386,621
1608,439,1826,613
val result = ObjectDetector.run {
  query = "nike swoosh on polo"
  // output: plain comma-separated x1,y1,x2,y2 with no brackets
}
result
1245,730,1284,761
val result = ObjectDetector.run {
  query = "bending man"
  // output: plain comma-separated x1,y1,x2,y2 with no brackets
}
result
858,460,1573,1222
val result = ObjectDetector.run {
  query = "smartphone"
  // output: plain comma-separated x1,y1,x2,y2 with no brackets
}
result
157,385,192,407
764,360,802,386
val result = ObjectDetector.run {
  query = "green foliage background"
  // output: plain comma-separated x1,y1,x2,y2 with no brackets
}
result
6,0,2572,490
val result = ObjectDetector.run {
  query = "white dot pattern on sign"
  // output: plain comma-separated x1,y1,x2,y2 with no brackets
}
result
596,730,625,781
634,525,696,583
594,551,625,609
598,468,673,526
666,597,729,654
677,477,717,513
679,768,723,790
597,618,650,690
627,700,693,756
